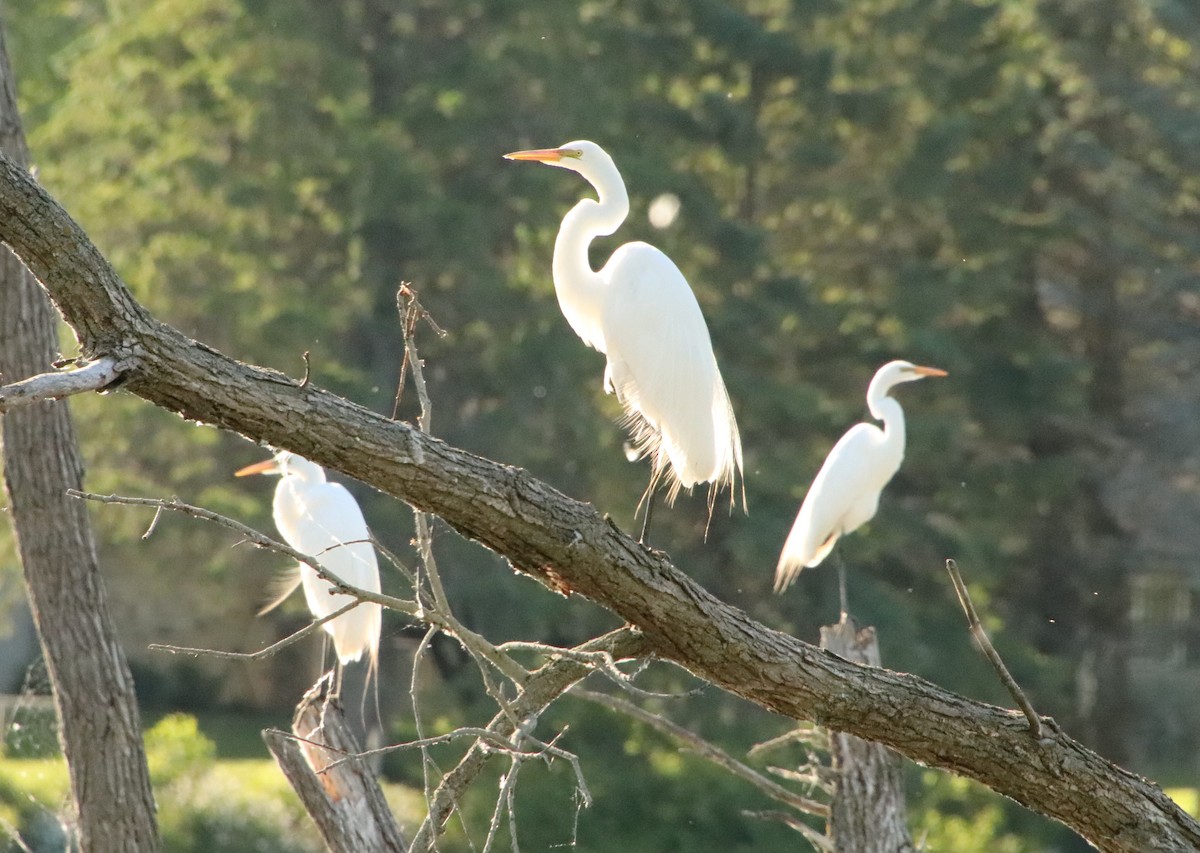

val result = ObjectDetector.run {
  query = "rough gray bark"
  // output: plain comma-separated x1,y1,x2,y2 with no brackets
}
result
0,152,1197,852
0,24,159,853
820,616,914,853
264,674,408,853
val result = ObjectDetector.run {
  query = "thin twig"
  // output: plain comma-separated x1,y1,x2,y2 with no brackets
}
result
411,624,442,831
410,629,646,851
498,641,688,699
748,725,828,759
314,726,569,774
484,759,522,853
140,504,163,540
742,809,834,851
397,286,526,685
0,356,121,412
149,600,359,661
69,490,417,616
298,350,312,389
574,689,828,818
946,559,1043,739
0,817,35,853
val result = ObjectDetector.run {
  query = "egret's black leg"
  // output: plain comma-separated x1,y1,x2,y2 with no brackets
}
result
639,489,657,543
834,549,849,618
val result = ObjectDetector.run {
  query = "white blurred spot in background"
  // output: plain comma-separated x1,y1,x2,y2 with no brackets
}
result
648,192,681,229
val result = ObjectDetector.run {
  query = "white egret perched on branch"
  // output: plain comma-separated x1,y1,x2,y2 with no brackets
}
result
504,140,744,537
236,451,381,671
775,360,947,595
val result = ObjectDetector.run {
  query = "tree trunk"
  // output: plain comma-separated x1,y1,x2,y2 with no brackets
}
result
0,22,159,853
264,674,408,852
821,615,914,853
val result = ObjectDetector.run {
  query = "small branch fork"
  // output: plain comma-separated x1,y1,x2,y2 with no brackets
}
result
574,688,828,819
946,559,1044,739
0,356,121,412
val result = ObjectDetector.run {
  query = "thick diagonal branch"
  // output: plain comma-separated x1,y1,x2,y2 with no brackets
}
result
0,151,1196,853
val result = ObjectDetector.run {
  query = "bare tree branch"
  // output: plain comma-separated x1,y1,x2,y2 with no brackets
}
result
743,810,834,852
0,356,122,412
68,490,418,615
411,628,648,851
149,600,360,661
0,150,1196,852
575,688,828,818
946,559,1042,738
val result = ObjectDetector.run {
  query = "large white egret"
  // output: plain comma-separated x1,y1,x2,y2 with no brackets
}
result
504,140,744,530
774,360,947,593
236,451,382,669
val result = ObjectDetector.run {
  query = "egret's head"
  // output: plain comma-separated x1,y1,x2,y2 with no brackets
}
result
504,140,616,180
874,360,949,395
235,450,324,482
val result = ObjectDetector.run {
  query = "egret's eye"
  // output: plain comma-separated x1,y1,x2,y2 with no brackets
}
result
561,149,583,159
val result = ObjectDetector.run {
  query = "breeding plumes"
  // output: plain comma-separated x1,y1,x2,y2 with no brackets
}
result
236,451,381,668
504,140,744,524
775,360,947,593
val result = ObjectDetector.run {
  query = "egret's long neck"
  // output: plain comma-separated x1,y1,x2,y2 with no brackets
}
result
551,166,629,351
867,384,906,452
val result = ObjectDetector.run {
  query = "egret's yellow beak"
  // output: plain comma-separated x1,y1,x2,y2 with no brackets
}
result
235,459,279,477
504,147,567,163
911,365,948,378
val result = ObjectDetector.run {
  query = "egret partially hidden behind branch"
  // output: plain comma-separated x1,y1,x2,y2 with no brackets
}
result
774,361,947,594
504,140,744,536
236,451,382,674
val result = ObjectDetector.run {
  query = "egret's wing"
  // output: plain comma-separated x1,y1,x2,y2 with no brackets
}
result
775,424,885,591
600,242,741,499
256,564,303,615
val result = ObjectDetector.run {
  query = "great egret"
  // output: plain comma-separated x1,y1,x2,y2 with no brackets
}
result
774,360,947,593
504,140,744,526
236,451,382,669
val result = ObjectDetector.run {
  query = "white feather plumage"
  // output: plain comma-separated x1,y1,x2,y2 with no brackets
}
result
240,452,382,666
774,360,946,592
506,140,743,508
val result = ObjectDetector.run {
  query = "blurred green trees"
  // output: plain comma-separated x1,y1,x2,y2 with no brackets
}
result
4,0,1199,848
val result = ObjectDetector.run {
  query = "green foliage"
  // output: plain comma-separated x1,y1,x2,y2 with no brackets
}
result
911,772,1039,853
144,713,218,786
145,715,325,853
0,757,69,848
156,761,324,853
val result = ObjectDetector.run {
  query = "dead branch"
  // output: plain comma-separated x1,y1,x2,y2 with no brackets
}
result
0,356,121,412
264,674,408,852
149,600,360,661
410,628,647,851
68,490,417,616
575,688,828,818
946,559,1043,739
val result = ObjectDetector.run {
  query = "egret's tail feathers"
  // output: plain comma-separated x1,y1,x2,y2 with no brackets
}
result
330,600,382,667
775,529,839,593
615,368,744,512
